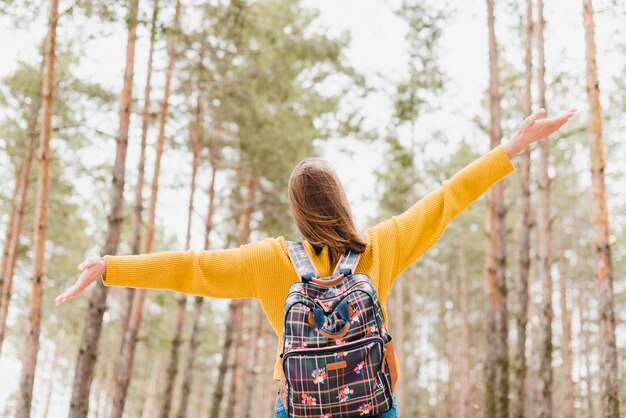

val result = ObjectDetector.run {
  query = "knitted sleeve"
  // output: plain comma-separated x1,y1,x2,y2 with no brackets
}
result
102,245,255,299
369,144,515,292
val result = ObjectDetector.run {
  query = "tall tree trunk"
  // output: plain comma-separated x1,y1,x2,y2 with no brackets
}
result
210,170,256,418
110,2,180,416
0,91,41,354
123,0,159,336
176,163,216,418
69,1,139,416
226,299,246,417
210,300,239,418
513,2,533,418
161,77,203,418
536,1,554,416
16,0,58,415
556,215,574,418
230,172,257,417
484,1,509,417
459,241,471,418
582,1,620,416
176,295,204,418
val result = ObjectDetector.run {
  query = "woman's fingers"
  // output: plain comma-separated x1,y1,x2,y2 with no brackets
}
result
78,256,99,271
56,263,101,305
521,108,546,129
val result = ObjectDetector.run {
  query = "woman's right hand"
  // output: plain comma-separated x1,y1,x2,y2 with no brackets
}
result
55,256,106,305
503,107,577,158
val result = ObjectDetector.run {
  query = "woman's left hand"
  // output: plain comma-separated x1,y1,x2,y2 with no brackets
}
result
503,107,577,158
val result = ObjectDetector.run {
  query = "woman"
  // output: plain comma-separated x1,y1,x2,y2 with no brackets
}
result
56,107,576,417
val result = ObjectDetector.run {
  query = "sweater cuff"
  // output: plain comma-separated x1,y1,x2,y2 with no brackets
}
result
491,144,516,177
101,254,135,287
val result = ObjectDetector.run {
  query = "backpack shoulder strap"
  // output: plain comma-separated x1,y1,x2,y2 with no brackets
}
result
333,250,361,276
285,241,319,281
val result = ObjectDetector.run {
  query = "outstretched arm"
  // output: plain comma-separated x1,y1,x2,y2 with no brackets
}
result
56,246,255,305
370,107,577,283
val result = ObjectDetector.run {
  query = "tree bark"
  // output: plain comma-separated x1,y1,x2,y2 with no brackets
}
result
210,170,256,418
161,70,203,418
536,1,554,416
110,2,181,416
69,1,139,415
16,0,58,415
123,0,159,336
582,1,620,416
484,1,509,417
0,89,41,355
176,161,216,418
512,2,532,417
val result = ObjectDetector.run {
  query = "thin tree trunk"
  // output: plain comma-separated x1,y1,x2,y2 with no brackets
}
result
175,296,204,418
161,74,203,418
161,294,186,418
210,301,240,418
16,0,58,415
211,170,256,418
0,92,41,354
69,1,139,415
226,300,246,417
536,1,554,416
111,287,147,418
512,2,532,417
582,1,619,416
556,216,575,418
111,2,181,416
123,0,159,336
484,1,509,417
177,163,217,418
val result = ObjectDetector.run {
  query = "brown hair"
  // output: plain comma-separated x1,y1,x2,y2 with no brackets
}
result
287,157,368,269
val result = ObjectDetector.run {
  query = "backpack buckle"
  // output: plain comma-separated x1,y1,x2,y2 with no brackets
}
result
301,272,316,283
338,268,352,277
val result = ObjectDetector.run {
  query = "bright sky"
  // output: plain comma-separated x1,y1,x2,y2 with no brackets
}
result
0,0,624,415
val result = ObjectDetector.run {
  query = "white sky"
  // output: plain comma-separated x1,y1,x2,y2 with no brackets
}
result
0,0,624,415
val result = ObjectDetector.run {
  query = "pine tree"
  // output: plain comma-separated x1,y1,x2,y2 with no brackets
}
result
16,0,59,415
69,1,140,415
582,0,620,415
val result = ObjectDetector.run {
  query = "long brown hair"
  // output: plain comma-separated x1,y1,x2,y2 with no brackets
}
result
287,157,368,268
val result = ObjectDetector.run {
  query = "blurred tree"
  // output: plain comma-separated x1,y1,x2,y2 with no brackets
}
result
582,0,620,416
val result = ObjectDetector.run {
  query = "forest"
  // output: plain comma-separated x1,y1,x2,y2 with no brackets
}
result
0,0,624,417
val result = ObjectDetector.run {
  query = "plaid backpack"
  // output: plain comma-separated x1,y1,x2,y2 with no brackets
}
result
279,241,398,417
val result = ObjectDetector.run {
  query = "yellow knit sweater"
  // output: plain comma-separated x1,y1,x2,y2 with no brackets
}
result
102,144,515,381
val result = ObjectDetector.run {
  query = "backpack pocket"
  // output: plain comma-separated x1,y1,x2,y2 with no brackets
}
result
282,336,393,417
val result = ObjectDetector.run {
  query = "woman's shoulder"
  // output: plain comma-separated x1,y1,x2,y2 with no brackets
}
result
239,236,291,264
